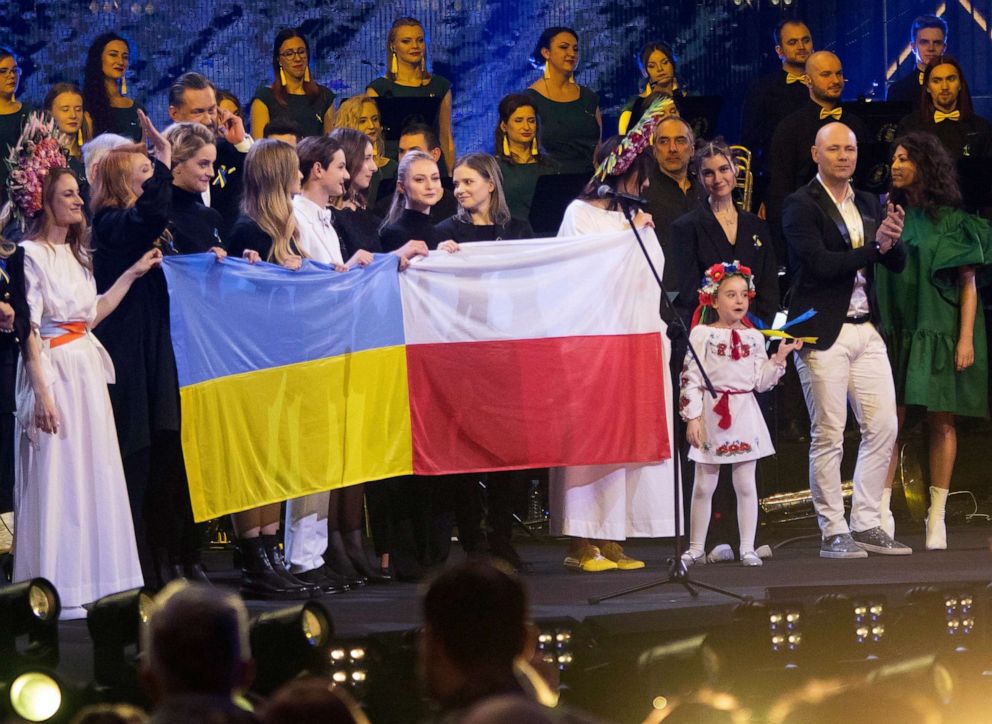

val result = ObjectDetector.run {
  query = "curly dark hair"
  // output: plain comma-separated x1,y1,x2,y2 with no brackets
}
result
82,32,128,137
889,132,961,216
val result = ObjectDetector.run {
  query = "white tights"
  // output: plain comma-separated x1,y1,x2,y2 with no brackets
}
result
687,461,758,557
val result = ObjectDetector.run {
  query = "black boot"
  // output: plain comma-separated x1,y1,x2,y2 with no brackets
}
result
239,537,303,600
343,529,391,583
183,561,212,584
153,548,183,589
326,530,367,587
260,535,321,598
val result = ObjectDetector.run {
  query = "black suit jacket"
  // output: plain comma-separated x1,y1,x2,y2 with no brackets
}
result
783,179,906,349
671,205,779,328
886,70,924,107
211,139,248,239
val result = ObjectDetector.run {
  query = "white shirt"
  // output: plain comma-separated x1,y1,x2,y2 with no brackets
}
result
816,175,870,317
293,194,344,266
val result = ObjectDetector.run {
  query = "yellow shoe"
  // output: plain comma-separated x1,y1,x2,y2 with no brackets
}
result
601,542,645,570
563,545,618,572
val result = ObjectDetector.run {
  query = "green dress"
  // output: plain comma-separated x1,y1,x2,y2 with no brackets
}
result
523,86,599,176
251,84,335,138
877,207,992,417
498,158,557,221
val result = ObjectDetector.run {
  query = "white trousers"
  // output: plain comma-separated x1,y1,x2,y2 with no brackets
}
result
283,492,329,572
794,323,898,538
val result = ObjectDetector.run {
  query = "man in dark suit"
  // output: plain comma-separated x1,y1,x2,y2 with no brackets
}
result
740,19,814,209
767,52,869,265
886,15,947,107
783,122,911,559
167,72,252,239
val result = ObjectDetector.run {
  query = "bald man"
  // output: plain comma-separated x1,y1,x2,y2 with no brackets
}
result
766,51,869,265
782,122,910,559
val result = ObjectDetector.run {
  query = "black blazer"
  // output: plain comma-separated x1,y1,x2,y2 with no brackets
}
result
783,179,906,349
671,205,779,328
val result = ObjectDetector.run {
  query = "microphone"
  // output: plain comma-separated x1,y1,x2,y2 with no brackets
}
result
596,184,647,207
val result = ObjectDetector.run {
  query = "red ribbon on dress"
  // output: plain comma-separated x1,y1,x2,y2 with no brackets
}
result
713,389,750,430
730,328,742,360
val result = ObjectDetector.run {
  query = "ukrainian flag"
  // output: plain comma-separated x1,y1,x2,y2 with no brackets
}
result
163,254,413,521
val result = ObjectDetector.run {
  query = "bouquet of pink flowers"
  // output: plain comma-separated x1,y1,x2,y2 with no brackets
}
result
4,112,69,222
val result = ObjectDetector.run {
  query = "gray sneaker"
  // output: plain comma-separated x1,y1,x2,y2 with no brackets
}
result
820,533,869,559
851,527,913,555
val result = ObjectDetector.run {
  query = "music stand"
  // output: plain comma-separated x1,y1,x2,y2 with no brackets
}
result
528,174,591,235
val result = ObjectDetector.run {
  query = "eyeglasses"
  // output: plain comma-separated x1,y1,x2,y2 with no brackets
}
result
279,49,308,59
0,67,21,78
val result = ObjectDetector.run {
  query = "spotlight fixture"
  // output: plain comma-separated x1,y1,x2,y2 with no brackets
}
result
0,669,69,724
898,586,978,655
250,601,333,695
328,639,373,699
536,621,575,671
86,587,154,693
0,578,60,677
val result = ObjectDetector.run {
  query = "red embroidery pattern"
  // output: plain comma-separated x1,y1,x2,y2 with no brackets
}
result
715,440,753,457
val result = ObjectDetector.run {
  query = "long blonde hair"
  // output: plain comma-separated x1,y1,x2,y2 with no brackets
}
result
335,94,384,159
241,139,302,265
380,149,436,230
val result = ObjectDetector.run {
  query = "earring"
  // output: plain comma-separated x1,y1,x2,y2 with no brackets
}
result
390,52,398,75
645,80,651,94
120,75,127,96
531,137,539,156
568,73,575,85
673,78,679,92
77,128,84,146
280,67,287,86
420,56,426,73
543,63,550,80
502,136,510,157
304,66,311,82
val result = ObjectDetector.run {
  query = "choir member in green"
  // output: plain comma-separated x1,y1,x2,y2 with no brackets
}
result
524,27,601,176
618,40,679,135
82,33,143,141
494,93,558,222
44,83,89,200
367,17,455,172
0,48,30,206
250,28,334,140
878,132,991,550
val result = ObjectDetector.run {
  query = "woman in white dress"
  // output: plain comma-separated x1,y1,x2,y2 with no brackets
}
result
553,135,676,572
13,166,162,619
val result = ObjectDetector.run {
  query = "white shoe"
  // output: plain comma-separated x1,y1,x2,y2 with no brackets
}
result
706,544,734,563
741,551,763,567
680,550,706,569
926,486,948,551
755,544,773,560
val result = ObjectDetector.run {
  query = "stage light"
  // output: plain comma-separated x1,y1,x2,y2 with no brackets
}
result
250,602,333,695
768,606,802,654
8,671,62,722
326,639,372,698
0,579,60,677
536,622,575,671
87,587,154,693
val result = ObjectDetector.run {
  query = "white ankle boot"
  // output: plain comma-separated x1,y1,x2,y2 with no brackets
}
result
926,486,948,550
880,488,895,538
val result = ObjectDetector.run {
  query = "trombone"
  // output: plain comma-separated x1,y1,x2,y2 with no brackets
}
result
729,145,753,213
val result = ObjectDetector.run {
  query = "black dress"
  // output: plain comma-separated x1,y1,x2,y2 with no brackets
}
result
379,208,441,252
333,207,384,258
0,246,29,513
433,216,534,242
169,185,224,254
251,85,334,139
0,103,31,205
211,139,249,239
92,158,182,578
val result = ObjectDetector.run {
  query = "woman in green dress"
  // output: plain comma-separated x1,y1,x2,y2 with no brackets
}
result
367,17,455,173
250,28,335,140
44,83,89,202
878,132,991,550
493,93,558,222
618,40,679,136
0,48,31,206
524,27,601,176
82,33,144,141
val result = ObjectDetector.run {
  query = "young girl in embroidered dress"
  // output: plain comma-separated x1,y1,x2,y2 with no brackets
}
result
679,262,801,567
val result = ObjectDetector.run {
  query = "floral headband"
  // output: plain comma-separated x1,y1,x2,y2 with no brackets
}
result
593,94,677,181
3,113,70,223
697,261,756,307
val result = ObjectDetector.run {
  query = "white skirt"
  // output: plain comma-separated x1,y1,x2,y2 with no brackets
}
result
13,334,143,611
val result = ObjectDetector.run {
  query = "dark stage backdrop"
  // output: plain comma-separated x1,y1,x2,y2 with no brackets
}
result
1,0,990,154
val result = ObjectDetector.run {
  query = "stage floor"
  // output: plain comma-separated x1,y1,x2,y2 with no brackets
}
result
52,520,992,687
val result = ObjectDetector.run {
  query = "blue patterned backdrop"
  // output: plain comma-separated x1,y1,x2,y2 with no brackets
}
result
2,0,990,152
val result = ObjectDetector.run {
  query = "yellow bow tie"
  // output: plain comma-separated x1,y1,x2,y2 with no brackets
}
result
934,110,960,123
785,72,805,84
819,107,842,120
917,71,924,86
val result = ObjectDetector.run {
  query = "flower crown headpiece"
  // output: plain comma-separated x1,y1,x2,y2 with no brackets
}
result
698,260,756,307
593,94,677,181
2,112,70,225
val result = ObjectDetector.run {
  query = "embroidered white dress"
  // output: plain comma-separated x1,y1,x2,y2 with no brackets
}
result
549,200,677,540
13,241,143,619
680,325,785,464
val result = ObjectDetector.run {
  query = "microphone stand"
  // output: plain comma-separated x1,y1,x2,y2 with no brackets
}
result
588,197,748,605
